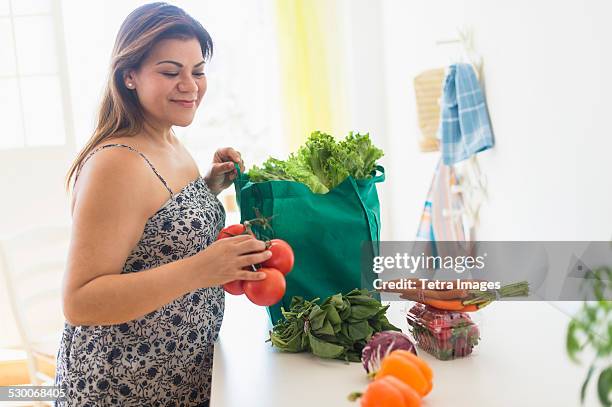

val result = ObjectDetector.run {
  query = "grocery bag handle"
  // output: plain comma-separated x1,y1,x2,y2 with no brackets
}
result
233,162,248,208
372,165,385,183
233,162,248,189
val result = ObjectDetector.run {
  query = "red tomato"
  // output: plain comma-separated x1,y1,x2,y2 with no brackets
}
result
223,280,245,295
243,268,286,306
261,239,294,275
217,224,247,240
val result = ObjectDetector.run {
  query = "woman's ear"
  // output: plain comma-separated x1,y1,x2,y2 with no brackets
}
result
123,70,137,90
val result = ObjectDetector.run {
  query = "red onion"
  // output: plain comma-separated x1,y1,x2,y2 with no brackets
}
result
361,330,417,374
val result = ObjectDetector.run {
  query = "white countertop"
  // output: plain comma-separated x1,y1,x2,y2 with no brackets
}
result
211,295,593,407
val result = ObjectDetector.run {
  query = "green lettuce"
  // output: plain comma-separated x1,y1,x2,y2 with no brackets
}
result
247,131,383,194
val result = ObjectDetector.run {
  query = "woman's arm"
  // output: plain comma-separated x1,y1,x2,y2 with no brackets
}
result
64,258,197,326
63,148,268,326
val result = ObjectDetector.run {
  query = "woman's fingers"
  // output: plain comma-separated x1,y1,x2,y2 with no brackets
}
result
224,148,242,170
218,234,272,268
235,236,267,253
211,162,236,176
238,250,272,268
213,147,244,173
224,234,253,244
237,270,267,281
235,151,245,173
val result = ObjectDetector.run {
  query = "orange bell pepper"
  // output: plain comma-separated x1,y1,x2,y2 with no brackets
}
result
349,375,421,407
375,350,433,396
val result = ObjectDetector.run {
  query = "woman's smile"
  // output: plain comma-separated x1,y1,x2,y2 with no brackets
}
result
171,99,196,108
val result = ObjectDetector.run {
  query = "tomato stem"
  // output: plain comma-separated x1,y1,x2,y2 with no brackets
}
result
245,207,276,232
347,392,362,402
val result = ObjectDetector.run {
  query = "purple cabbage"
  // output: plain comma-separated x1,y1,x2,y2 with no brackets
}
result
361,330,417,374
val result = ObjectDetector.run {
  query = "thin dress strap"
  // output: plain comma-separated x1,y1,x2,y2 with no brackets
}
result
75,143,174,197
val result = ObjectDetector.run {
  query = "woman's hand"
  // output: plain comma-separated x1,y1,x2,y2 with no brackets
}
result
190,234,272,288
203,147,245,195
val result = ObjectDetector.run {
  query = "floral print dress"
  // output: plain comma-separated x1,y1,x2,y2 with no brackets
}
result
55,144,226,406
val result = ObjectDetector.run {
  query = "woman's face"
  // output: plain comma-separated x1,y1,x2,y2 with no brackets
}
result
125,38,207,128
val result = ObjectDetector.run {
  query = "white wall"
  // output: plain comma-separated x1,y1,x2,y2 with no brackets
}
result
379,0,611,241
338,0,394,239
0,148,73,349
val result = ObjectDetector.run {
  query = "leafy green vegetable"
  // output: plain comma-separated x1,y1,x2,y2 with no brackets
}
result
566,266,612,406
248,156,329,194
248,131,383,194
336,132,385,180
268,289,400,362
598,366,612,406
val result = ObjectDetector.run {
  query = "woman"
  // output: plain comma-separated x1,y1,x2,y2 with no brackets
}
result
56,3,269,406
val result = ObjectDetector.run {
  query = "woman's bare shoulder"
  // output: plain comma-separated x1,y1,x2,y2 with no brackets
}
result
71,142,155,216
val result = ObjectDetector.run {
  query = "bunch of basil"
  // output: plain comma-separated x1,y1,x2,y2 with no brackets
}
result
268,289,400,362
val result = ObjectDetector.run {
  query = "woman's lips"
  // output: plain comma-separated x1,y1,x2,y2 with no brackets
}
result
172,100,195,108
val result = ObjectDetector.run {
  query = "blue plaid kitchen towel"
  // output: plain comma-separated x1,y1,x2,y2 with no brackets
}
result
438,63,494,165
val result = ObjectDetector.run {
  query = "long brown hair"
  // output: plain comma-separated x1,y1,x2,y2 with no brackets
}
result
64,2,212,193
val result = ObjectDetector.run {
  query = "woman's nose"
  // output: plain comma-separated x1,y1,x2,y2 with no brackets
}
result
178,75,198,93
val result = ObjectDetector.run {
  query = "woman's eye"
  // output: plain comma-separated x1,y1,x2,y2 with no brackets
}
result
162,72,205,77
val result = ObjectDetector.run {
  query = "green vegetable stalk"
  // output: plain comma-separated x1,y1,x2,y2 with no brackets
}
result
248,131,384,194
462,281,530,307
268,289,400,362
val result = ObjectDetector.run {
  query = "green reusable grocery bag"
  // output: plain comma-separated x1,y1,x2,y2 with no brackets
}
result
233,163,385,324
